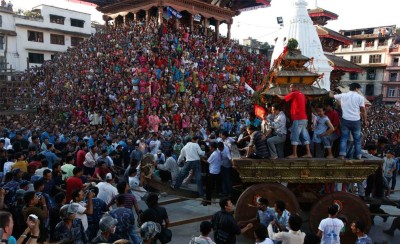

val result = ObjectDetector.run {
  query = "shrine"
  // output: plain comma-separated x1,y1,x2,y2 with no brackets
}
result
82,0,271,40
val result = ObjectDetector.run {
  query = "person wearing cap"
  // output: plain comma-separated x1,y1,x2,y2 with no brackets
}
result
54,203,88,243
317,204,344,244
173,136,205,197
91,213,118,243
109,195,141,243
97,173,118,204
140,221,161,244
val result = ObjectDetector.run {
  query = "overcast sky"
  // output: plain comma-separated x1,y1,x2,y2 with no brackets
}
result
12,0,400,44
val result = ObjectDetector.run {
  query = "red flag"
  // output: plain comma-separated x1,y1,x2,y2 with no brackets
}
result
254,104,266,119
256,0,271,6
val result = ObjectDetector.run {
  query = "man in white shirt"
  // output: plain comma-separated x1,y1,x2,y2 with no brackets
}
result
317,204,344,244
330,82,367,160
156,151,179,185
173,136,205,197
96,173,118,204
268,214,305,244
202,142,221,206
218,142,233,197
71,188,94,232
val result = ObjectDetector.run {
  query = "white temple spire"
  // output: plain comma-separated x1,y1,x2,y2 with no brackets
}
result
270,0,332,90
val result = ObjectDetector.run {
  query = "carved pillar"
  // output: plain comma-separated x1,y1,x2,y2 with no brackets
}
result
133,13,137,21
175,17,179,29
158,7,163,26
227,22,232,40
215,20,220,40
190,14,194,32
114,18,117,28
146,9,150,23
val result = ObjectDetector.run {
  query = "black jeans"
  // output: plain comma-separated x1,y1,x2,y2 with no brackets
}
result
206,173,220,201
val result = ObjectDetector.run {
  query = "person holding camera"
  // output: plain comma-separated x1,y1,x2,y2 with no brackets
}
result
22,191,47,243
1,211,40,244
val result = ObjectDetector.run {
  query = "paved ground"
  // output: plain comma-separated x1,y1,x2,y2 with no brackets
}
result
140,175,400,244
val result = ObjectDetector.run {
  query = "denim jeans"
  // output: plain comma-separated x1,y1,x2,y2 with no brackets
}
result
321,133,338,148
220,166,233,196
129,227,142,244
174,160,204,197
267,134,286,158
339,119,361,159
290,120,310,145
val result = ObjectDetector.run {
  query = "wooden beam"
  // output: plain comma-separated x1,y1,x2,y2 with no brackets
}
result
169,215,213,227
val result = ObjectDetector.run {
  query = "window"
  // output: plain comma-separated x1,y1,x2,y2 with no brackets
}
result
71,18,84,28
366,69,376,80
365,40,374,47
0,15,2,27
388,88,396,97
50,15,65,25
71,37,84,46
365,84,374,96
378,38,388,46
398,89,400,97
28,31,44,42
393,57,399,66
390,73,398,82
0,56,5,69
50,34,65,45
0,36,3,50
349,72,358,80
28,53,44,64
350,55,362,64
353,40,362,48
369,54,382,63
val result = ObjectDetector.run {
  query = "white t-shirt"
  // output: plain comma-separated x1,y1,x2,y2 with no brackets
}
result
334,91,365,121
257,238,274,244
318,217,344,244
96,182,118,204
207,150,221,174
75,202,88,231
3,161,14,173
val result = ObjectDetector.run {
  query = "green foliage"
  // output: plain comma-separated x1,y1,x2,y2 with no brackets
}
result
287,38,299,51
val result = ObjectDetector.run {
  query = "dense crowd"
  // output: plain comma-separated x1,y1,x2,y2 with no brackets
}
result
0,13,399,244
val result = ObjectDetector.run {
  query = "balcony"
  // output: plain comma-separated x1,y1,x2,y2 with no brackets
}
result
390,45,400,53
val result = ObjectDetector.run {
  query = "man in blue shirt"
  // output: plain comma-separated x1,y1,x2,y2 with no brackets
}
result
41,143,60,169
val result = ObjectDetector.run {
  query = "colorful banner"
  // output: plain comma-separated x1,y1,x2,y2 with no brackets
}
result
254,104,266,119
167,6,182,19
193,14,202,22
256,0,271,6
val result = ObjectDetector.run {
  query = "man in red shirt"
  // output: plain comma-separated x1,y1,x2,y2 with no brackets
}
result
66,167,90,202
277,83,312,158
76,142,87,168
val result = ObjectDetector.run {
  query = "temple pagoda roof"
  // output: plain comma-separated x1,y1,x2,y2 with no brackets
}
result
316,26,352,45
308,7,338,20
80,0,268,11
325,54,363,73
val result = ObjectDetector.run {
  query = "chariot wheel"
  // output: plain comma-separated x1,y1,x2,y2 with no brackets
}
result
234,183,300,238
309,192,371,244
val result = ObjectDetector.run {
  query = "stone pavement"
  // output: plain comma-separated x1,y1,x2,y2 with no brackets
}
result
141,174,400,244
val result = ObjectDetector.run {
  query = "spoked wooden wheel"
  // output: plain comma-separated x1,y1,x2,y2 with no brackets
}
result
309,192,371,244
234,183,301,238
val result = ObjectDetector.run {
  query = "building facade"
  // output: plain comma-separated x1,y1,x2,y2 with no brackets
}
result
334,25,397,102
0,4,92,72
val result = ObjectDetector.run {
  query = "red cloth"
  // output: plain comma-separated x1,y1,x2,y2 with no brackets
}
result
284,91,307,120
66,176,83,202
93,167,111,180
76,149,86,168
325,109,341,136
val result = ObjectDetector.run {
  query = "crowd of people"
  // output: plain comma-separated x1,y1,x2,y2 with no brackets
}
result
0,10,399,243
